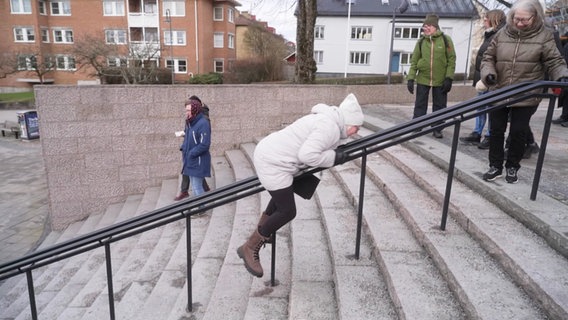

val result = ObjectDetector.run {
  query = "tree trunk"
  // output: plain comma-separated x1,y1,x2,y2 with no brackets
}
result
295,0,317,84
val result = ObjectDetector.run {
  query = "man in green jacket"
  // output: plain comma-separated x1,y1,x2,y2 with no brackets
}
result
407,14,457,139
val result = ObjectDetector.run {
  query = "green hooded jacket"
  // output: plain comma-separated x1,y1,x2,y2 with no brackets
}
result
407,30,456,87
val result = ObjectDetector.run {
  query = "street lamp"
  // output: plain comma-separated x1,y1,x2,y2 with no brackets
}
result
344,0,354,78
387,0,409,84
164,9,174,84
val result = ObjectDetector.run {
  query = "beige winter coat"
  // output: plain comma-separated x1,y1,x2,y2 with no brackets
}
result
481,22,568,107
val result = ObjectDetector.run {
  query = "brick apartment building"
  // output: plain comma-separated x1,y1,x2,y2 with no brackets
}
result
0,0,244,89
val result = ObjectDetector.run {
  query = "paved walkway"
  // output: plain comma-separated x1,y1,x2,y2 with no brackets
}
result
0,110,49,265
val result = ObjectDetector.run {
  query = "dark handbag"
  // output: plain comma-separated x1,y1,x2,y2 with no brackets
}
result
292,173,320,199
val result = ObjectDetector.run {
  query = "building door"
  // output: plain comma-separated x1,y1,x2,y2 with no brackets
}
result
391,52,400,73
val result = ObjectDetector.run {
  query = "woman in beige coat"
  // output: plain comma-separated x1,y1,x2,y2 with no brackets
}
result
480,0,568,183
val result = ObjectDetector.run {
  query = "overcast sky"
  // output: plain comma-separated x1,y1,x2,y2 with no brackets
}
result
237,0,297,42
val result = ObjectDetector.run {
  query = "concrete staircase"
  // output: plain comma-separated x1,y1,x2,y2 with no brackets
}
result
1,110,567,320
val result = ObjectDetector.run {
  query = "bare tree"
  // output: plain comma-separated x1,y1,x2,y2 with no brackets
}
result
0,53,18,79
70,33,168,84
244,24,289,81
69,33,121,81
6,50,57,84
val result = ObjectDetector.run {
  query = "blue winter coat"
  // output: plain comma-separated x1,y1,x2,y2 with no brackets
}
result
181,113,211,178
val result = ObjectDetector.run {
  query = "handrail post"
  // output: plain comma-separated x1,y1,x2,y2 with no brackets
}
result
270,234,276,286
440,122,461,230
354,153,367,259
531,94,556,200
26,270,38,320
186,212,193,312
104,243,116,320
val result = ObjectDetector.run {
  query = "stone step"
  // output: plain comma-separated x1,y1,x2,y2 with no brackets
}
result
1,201,134,319
362,114,568,319
3,108,568,320
331,161,466,319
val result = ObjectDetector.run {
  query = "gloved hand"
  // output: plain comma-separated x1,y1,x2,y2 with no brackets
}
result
442,78,453,93
407,80,414,94
486,74,497,86
333,149,348,166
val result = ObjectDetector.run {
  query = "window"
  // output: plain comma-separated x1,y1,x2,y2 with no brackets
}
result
166,59,187,73
400,53,412,65
214,59,224,73
214,32,224,48
53,29,73,43
51,0,71,15
38,0,47,14
228,8,234,23
394,27,421,39
351,26,372,40
228,33,234,49
41,28,49,42
14,27,35,42
164,30,186,45
105,29,127,44
107,57,127,67
11,0,32,13
130,27,158,42
17,55,36,70
163,0,184,16
213,7,223,21
56,55,76,70
103,0,125,16
144,0,157,13
314,25,324,39
314,50,323,64
350,51,370,65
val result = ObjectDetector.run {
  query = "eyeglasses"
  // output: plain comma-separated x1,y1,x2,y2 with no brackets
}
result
513,15,533,24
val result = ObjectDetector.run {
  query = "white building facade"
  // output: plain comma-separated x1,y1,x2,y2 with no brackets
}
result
313,0,479,79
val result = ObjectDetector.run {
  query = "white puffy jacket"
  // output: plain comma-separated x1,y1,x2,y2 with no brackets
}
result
253,103,348,191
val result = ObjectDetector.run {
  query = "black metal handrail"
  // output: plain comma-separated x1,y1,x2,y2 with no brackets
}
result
1,80,565,320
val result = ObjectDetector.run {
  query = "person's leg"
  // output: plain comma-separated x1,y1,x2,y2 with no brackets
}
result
431,85,448,114
430,85,447,137
238,186,295,278
190,176,205,197
505,106,538,172
181,175,189,192
174,175,190,200
413,84,430,119
260,186,297,237
488,108,509,170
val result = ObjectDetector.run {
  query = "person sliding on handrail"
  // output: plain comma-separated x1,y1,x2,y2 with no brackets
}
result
237,93,364,278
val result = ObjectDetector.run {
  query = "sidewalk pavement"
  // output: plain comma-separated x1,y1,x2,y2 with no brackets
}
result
0,109,49,265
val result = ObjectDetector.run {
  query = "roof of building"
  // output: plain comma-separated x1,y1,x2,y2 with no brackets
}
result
316,0,479,19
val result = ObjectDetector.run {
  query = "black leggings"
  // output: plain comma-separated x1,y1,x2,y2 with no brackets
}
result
259,186,296,237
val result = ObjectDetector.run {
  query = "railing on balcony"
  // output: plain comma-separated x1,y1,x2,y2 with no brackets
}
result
0,80,564,320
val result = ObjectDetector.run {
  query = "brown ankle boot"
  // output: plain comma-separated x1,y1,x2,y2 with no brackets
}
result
237,229,270,277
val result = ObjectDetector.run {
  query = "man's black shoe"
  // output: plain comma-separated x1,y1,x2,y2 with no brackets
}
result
505,167,518,184
552,116,568,124
478,137,490,149
459,132,481,144
483,166,502,181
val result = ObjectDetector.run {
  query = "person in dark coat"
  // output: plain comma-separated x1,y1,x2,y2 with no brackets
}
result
174,98,212,202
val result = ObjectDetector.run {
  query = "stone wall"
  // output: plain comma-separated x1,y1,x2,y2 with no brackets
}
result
35,83,475,230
